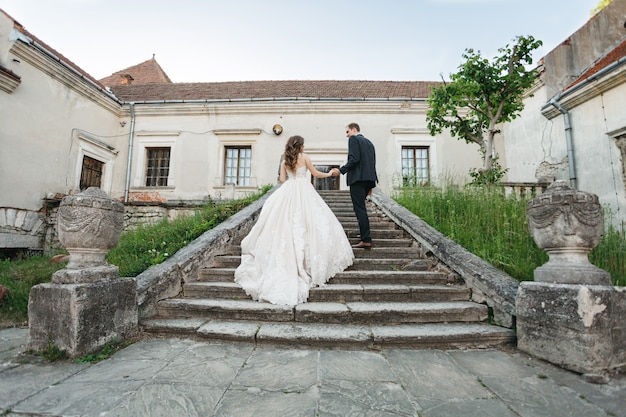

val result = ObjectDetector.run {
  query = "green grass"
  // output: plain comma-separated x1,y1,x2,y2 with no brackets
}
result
393,184,626,286
0,256,65,326
73,338,133,363
0,186,270,326
107,187,269,277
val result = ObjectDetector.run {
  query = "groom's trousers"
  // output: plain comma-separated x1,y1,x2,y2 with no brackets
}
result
349,181,372,243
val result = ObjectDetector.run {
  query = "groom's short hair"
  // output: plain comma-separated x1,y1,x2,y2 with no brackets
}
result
347,123,360,132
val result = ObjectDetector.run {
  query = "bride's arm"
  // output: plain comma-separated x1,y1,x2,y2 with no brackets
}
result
279,161,287,183
303,154,332,178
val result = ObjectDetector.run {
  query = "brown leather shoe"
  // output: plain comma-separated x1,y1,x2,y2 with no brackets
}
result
352,241,372,249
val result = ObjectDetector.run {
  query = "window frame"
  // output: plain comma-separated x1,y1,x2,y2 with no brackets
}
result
145,147,171,187
79,155,104,190
133,133,178,189
401,145,431,185
74,132,118,195
224,145,252,186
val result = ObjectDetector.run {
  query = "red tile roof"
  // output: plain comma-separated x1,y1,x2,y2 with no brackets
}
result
99,56,172,86
109,80,440,102
568,38,626,88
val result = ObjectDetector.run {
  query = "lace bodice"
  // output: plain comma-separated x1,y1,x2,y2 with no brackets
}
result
287,165,308,180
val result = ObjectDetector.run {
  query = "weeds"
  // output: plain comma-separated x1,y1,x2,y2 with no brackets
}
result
0,187,270,325
393,184,626,286
74,338,130,364
0,256,65,325
39,336,68,362
107,188,269,277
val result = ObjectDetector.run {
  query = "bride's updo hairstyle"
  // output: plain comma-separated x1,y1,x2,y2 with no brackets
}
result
284,135,304,171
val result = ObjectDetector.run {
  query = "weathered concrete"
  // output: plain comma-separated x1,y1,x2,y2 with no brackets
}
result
518,182,626,378
370,189,519,328
28,189,139,358
2,328,624,417
516,282,626,377
27,278,138,357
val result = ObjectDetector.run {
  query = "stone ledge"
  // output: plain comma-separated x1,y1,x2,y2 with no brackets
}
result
370,189,519,328
135,186,275,318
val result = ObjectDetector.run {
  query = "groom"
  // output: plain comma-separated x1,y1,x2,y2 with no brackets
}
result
331,123,378,248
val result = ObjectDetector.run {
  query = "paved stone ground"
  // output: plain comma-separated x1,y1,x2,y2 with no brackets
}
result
1,327,624,417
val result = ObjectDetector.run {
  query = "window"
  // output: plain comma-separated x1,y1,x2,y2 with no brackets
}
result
402,146,430,185
224,146,251,186
145,147,171,187
79,155,103,190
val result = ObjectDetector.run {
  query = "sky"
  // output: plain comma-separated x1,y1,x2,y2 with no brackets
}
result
0,0,601,83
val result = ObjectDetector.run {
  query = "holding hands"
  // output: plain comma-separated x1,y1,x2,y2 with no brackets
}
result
329,168,340,177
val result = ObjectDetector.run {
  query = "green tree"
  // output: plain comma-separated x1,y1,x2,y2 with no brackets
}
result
426,35,543,180
592,0,611,15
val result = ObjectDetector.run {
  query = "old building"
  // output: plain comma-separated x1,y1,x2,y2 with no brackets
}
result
501,0,626,226
3,2,623,256
0,8,482,255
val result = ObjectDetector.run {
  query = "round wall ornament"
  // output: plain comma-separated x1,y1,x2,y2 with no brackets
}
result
272,124,283,135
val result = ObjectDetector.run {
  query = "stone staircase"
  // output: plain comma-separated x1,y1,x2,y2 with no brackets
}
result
141,190,515,349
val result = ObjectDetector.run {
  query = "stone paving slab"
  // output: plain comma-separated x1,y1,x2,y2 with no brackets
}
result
1,328,625,417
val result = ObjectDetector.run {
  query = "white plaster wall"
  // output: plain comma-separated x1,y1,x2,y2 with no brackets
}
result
128,101,483,201
0,38,124,210
503,77,626,226
568,86,626,223
501,85,571,183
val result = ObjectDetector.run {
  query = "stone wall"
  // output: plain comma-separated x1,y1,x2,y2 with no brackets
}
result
0,200,224,259
123,201,216,231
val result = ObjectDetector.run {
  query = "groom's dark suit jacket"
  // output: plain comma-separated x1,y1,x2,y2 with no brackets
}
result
339,134,378,188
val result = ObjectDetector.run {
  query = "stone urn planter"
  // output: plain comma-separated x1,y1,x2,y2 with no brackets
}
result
517,181,624,380
54,187,124,283
526,180,611,285
29,187,137,357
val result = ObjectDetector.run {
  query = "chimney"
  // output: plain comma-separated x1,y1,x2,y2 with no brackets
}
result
119,73,134,85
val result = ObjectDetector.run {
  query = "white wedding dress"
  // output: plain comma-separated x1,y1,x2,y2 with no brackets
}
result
234,166,354,305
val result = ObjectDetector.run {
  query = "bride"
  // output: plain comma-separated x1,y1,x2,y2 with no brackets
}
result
234,135,355,305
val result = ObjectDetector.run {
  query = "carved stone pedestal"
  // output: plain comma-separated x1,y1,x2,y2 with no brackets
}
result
28,188,138,357
28,279,138,357
517,181,626,380
516,282,626,378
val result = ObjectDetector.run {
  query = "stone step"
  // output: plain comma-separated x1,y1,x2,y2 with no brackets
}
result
326,202,372,211
197,268,448,285
338,221,398,230
344,229,407,239
331,270,449,285
330,208,377,215
349,247,421,259
141,189,512,352
140,319,515,349
211,255,430,271
184,282,471,303
154,299,487,324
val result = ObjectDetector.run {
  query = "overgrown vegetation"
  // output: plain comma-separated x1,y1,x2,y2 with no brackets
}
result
74,338,131,363
0,256,65,326
38,336,68,362
0,187,270,326
393,184,626,286
107,187,270,277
